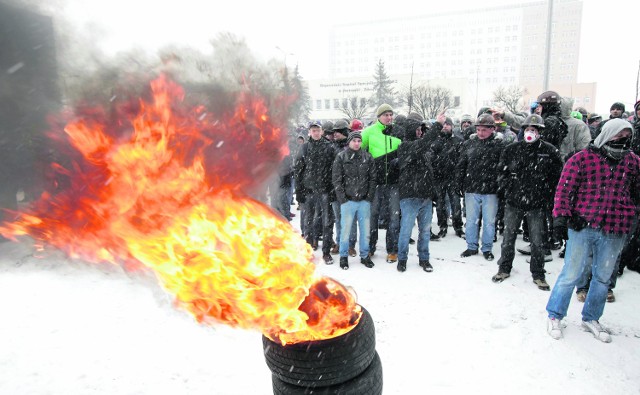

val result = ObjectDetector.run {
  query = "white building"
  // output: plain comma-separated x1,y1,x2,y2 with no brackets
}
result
308,0,595,121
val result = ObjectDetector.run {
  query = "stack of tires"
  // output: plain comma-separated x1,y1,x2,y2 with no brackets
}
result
262,306,382,394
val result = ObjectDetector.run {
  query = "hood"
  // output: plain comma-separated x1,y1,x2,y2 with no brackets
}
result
593,118,633,148
560,97,574,119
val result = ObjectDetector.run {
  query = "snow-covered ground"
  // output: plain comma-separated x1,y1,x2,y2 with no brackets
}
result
1,209,639,395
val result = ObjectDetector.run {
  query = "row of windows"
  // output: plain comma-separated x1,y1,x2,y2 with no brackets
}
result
315,98,368,110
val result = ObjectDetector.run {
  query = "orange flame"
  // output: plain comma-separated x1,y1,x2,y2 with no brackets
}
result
0,74,360,345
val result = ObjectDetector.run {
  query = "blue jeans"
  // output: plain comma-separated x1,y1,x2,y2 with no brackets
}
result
370,184,400,253
398,198,432,261
332,201,357,249
546,228,626,322
464,193,498,253
339,201,371,258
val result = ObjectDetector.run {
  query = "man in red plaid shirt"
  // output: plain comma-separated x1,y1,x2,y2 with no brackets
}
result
545,118,640,343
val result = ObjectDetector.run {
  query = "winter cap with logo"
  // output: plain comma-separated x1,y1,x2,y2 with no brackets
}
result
350,119,364,131
593,118,633,148
610,102,625,112
476,114,496,127
346,131,362,144
537,90,561,104
444,117,454,126
376,103,394,118
477,107,492,117
308,120,322,128
522,114,545,129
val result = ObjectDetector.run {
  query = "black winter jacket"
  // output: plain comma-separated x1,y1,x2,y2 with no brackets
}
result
332,148,377,204
455,133,505,194
397,130,437,201
294,138,336,196
497,140,563,211
431,131,464,183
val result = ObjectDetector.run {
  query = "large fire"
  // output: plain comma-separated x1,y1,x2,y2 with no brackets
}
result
0,74,360,345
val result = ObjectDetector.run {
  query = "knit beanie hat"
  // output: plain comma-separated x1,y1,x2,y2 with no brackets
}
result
347,131,362,144
610,102,625,112
593,118,633,148
376,103,393,118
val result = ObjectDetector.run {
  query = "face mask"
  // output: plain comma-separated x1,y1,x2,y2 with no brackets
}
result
524,130,539,143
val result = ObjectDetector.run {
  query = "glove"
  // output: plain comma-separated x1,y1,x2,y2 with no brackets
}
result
568,214,589,231
553,216,569,241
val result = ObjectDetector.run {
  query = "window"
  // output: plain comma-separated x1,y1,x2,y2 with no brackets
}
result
325,100,330,110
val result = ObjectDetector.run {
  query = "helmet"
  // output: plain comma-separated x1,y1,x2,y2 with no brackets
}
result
349,119,364,131
476,114,496,127
321,121,334,132
570,111,583,121
537,91,561,104
332,119,349,130
521,114,545,129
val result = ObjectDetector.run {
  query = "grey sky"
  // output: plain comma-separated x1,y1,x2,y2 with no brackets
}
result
60,0,639,114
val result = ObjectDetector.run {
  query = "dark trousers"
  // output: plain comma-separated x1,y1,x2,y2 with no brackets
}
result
303,191,334,255
370,184,400,254
497,205,546,280
435,181,463,230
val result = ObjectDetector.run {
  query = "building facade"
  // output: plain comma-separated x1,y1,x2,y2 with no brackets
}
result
308,0,595,121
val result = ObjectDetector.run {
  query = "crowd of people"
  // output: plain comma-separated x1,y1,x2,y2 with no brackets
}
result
270,93,640,343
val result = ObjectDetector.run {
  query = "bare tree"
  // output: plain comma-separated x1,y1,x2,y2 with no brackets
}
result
492,85,528,114
410,85,452,119
338,96,370,120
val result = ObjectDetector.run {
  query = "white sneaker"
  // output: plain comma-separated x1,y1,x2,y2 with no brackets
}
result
547,317,563,340
582,320,612,343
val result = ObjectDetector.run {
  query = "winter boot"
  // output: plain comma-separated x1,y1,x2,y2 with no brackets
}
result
430,231,440,241
533,278,550,291
455,228,465,238
460,249,478,258
483,251,494,261
360,256,375,268
397,260,407,272
437,227,447,238
547,317,563,340
339,257,349,270
492,272,510,283
322,254,334,265
420,260,433,272
607,290,615,303
386,253,398,263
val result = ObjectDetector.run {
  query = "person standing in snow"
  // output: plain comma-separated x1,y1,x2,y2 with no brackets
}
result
491,114,563,290
395,112,439,273
332,131,377,270
546,119,640,342
455,114,505,261
294,121,336,264
361,104,402,264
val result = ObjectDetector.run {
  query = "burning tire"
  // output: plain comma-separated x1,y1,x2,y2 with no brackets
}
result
271,351,383,395
262,306,376,388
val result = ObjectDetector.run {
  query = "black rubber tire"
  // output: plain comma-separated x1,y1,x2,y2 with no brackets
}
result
271,351,383,395
263,306,376,388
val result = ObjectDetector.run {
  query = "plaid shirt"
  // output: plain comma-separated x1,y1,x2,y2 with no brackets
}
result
553,147,640,234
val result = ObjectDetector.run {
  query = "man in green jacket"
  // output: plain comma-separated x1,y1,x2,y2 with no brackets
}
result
361,103,402,263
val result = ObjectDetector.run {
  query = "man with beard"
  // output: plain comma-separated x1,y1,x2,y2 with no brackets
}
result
546,118,640,342
492,114,563,290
